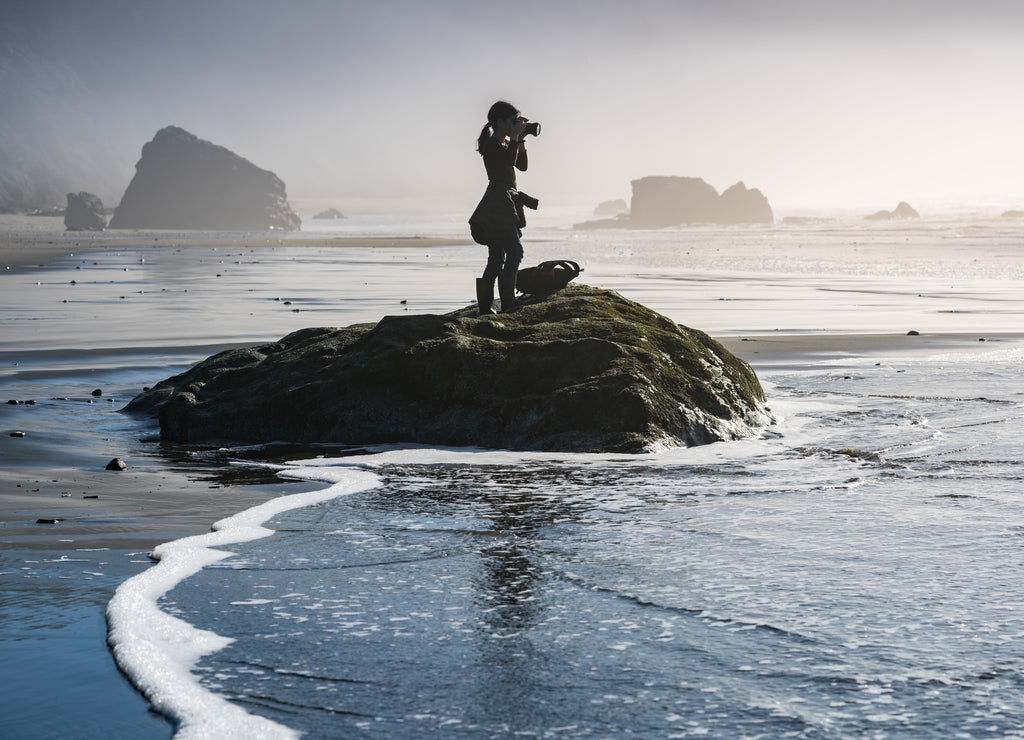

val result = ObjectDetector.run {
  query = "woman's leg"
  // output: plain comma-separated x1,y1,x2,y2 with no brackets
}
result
482,244,504,283
497,230,524,312
477,244,504,316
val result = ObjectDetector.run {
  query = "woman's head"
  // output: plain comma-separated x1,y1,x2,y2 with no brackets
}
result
478,100,520,153
487,100,519,127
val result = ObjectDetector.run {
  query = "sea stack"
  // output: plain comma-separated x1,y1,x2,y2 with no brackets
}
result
575,176,773,229
865,201,920,220
64,191,106,231
109,126,301,231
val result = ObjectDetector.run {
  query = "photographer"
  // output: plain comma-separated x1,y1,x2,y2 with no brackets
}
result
469,100,540,314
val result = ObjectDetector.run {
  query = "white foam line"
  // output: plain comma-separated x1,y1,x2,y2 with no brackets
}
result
106,468,380,739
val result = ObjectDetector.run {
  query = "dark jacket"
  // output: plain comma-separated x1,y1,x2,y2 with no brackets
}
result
469,137,538,245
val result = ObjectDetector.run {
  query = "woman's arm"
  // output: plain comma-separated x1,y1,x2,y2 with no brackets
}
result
513,139,528,172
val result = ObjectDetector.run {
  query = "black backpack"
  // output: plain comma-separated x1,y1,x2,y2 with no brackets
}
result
516,260,583,295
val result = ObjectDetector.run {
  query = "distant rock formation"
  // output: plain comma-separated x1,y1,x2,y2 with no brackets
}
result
109,126,301,231
717,182,774,225
313,208,346,219
125,284,774,452
575,176,773,229
593,199,629,217
865,201,920,220
64,191,106,231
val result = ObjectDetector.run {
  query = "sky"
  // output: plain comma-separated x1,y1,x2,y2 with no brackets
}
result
4,0,1024,215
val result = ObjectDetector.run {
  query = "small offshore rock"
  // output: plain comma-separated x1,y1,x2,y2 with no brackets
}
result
91,389,103,397
36,519,61,524
10,431,26,437
105,458,128,471
907,330,920,336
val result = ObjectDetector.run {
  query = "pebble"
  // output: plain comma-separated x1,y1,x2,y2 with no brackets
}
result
91,388,103,397
105,458,128,471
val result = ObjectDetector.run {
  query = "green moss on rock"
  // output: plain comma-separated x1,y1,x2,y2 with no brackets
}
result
125,284,774,452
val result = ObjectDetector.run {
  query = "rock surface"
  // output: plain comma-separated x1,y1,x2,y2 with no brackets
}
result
64,191,107,230
109,126,301,231
125,285,773,452
575,176,773,229
865,201,920,220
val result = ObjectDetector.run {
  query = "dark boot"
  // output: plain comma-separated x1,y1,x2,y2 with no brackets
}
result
498,274,518,313
476,278,496,316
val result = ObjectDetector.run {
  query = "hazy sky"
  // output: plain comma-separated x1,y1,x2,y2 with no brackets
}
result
6,0,1024,214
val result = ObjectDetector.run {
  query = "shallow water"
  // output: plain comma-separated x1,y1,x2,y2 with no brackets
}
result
4,213,1024,738
150,353,1024,738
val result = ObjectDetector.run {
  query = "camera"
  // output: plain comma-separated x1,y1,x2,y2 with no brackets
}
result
517,118,541,137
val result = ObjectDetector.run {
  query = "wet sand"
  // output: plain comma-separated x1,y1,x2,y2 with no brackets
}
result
1,219,474,274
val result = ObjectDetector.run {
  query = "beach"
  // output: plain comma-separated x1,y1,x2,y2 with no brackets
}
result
2,212,1023,738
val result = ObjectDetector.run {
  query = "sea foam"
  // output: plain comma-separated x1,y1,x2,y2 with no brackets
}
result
106,467,380,739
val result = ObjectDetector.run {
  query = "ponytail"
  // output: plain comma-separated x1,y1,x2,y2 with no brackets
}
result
476,123,491,155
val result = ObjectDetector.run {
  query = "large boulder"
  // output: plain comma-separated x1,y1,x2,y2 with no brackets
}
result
125,285,773,452
109,126,301,231
64,191,106,230
575,176,773,229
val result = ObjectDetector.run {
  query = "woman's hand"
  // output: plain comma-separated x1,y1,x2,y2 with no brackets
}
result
508,117,527,142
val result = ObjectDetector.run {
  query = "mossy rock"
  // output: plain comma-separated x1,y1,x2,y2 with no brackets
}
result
125,284,774,452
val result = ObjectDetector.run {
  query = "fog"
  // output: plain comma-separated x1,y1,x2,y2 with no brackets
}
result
4,0,1023,215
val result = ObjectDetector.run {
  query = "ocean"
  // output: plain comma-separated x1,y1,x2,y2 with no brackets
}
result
4,211,1024,738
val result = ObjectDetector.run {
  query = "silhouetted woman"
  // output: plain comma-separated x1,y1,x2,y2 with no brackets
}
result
469,100,538,314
